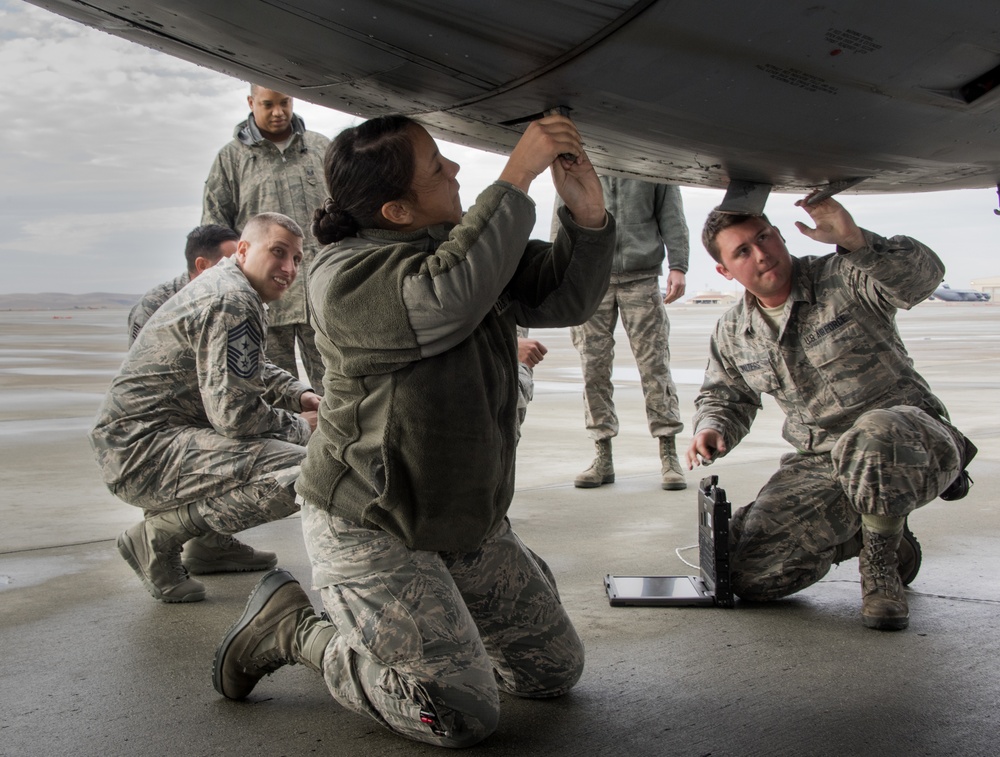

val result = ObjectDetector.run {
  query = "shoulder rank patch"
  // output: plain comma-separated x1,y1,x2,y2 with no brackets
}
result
227,320,262,379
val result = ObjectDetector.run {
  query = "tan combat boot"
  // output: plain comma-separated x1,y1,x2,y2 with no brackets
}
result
833,519,922,586
859,524,909,631
213,568,338,700
574,439,614,488
658,436,687,491
117,503,208,603
183,531,278,575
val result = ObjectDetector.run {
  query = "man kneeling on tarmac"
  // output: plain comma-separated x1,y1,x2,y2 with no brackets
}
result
90,212,319,602
688,193,975,631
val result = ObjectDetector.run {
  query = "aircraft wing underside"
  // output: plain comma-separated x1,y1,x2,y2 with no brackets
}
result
26,0,1000,194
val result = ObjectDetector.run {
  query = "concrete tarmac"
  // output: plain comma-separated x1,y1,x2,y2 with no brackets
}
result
1,303,998,757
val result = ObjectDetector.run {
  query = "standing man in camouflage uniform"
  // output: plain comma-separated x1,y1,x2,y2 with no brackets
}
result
90,213,319,603
202,84,330,392
559,176,690,491
688,194,976,631
127,224,239,345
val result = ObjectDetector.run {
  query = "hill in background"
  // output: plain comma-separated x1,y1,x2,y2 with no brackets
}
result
0,293,140,311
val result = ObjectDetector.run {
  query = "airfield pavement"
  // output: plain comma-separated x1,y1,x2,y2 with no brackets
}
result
1,302,998,756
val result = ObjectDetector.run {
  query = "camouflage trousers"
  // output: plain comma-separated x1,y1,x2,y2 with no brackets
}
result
570,276,683,440
300,503,585,748
110,427,305,534
267,322,325,395
730,405,963,601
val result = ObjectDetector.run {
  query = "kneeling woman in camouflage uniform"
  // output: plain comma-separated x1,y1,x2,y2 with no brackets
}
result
213,113,615,747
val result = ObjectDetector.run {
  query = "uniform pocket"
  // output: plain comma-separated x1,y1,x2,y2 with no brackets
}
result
325,576,426,665
304,508,468,664
739,358,781,396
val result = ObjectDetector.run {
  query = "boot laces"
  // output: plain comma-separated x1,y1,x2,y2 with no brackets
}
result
241,607,311,675
216,533,250,552
241,647,293,676
164,543,191,583
865,533,898,589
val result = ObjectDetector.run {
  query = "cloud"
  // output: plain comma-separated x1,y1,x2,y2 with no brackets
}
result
1,205,196,257
0,0,557,293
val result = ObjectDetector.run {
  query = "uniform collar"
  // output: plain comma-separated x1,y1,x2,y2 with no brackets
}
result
736,256,813,336
236,113,306,146
357,224,453,247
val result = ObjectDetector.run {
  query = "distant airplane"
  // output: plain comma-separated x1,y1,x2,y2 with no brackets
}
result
929,284,991,302
27,1,1000,212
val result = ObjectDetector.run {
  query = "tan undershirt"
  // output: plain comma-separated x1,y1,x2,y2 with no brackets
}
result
756,299,787,334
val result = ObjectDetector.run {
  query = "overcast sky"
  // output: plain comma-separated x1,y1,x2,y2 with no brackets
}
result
3,0,999,298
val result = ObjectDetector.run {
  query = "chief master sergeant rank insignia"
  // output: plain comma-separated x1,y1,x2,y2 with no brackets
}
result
228,320,262,378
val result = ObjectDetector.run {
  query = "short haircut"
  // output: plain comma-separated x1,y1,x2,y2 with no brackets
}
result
241,212,304,243
184,224,240,273
701,208,772,263
250,83,289,99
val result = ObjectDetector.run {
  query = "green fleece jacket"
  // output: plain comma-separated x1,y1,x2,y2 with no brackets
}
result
298,181,615,551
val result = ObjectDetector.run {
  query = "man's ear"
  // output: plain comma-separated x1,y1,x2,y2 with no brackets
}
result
716,263,734,281
193,256,214,275
380,200,412,227
235,239,250,263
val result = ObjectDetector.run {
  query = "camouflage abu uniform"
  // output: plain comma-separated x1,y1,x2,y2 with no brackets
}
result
694,229,967,600
202,113,329,391
557,176,688,440
127,271,190,346
90,257,311,535
295,183,615,746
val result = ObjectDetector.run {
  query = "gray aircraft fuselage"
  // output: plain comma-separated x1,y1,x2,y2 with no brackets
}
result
931,284,990,301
